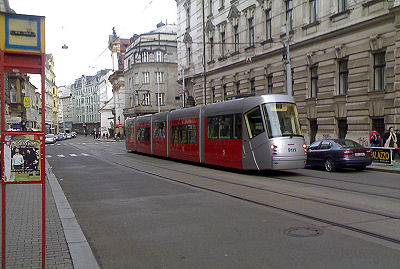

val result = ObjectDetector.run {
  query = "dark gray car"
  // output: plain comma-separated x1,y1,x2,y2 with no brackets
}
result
306,139,372,172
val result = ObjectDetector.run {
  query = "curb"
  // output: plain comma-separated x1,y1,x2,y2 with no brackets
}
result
367,166,400,174
46,159,100,269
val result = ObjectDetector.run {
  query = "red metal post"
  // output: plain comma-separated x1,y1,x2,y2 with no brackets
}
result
41,54,46,269
1,49,6,269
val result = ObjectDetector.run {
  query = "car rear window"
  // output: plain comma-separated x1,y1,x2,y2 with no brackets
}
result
335,139,362,148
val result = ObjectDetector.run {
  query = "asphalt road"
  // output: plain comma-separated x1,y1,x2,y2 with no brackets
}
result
46,136,400,269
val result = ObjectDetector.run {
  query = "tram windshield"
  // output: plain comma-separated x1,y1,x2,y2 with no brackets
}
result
262,103,303,138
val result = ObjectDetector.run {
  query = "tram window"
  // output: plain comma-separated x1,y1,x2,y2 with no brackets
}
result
208,117,219,139
154,122,165,138
245,106,265,139
187,124,197,144
233,114,242,139
181,125,188,144
171,125,180,143
219,115,232,139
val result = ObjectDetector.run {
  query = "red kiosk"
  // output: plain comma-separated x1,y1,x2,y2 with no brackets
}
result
0,12,46,268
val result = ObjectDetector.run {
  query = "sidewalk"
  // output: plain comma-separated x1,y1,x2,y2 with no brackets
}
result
0,160,99,268
369,159,400,173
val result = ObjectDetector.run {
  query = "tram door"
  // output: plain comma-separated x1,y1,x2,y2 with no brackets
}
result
243,106,268,170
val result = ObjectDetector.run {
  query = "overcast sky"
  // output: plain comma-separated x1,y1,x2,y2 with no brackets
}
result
8,0,177,86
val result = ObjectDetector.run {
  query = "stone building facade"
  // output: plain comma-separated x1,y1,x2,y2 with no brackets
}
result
123,23,181,118
71,73,104,134
176,0,400,146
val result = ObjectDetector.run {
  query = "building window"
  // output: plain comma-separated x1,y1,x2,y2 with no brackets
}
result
156,72,164,84
267,75,273,94
144,92,150,105
234,25,239,52
266,9,272,40
236,81,240,95
143,72,150,84
135,73,139,85
155,51,164,62
221,31,226,57
338,0,347,13
286,0,293,31
309,0,317,23
338,60,348,95
187,47,191,65
212,87,216,102
374,52,385,91
157,92,165,105
135,93,139,106
142,51,149,62
310,66,318,98
248,18,255,47
209,0,213,15
186,5,190,28
250,79,255,95
219,0,224,8
223,84,227,100
210,36,214,61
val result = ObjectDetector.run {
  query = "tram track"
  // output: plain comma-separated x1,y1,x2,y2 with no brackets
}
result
70,143,400,247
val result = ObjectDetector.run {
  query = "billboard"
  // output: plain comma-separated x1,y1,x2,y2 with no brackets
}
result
2,133,44,182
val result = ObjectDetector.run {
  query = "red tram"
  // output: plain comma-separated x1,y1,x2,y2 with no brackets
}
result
126,95,306,170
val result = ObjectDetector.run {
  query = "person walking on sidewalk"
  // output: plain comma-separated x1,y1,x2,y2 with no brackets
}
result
370,128,381,147
384,127,398,148
369,128,381,147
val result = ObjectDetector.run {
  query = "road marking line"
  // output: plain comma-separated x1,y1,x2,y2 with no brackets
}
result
81,153,89,156
46,155,52,158
57,155,65,158
70,154,78,157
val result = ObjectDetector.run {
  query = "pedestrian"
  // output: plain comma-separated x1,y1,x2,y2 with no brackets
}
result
384,127,398,148
106,133,109,140
369,128,381,147
117,132,121,141
12,149,24,173
93,131,97,139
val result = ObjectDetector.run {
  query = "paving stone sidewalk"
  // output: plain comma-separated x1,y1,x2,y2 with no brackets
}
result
0,181,73,269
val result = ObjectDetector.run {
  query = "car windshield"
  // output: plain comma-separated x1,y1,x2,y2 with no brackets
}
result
45,134,54,138
334,139,363,148
262,102,303,138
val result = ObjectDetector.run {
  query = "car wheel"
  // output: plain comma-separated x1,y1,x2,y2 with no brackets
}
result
324,158,336,172
355,165,366,171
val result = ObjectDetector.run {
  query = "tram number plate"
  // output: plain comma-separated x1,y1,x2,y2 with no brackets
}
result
288,148,296,152
354,152,365,157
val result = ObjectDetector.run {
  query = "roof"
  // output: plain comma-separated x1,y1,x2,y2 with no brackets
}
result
145,24,177,35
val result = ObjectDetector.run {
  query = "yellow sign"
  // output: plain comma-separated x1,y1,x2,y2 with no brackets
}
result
24,97,31,108
0,13,45,53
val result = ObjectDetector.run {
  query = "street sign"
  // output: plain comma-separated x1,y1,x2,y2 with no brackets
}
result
24,96,31,108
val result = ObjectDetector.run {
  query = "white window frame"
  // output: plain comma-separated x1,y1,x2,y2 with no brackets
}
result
143,72,150,84
156,72,164,84
155,51,164,62
157,92,165,106
142,51,149,63
135,73,139,85
144,92,151,105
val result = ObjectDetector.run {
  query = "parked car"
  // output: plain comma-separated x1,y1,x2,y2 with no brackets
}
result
306,139,372,172
71,132,77,138
45,134,57,144
56,133,64,141
66,133,72,139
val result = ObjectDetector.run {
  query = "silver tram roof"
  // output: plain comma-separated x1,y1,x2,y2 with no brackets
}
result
126,94,296,121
